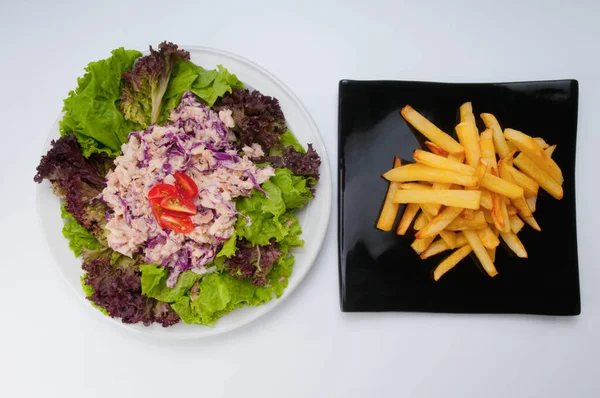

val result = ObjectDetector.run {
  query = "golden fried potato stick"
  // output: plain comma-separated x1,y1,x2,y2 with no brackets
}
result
478,226,500,249
433,245,473,281
411,236,435,255
479,129,497,172
425,141,449,157
463,229,498,277
394,189,481,210
526,195,537,213
384,164,478,187
420,233,469,259
498,160,539,198
504,128,563,184
376,156,402,231
401,105,464,154
419,206,458,249
460,102,477,125
415,206,464,239
509,215,525,234
455,122,481,168
545,144,557,158
480,113,512,159
499,230,528,258
513,153,563,200
396,203,420,235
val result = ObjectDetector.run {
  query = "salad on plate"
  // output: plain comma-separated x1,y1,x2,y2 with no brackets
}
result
34,42,321,327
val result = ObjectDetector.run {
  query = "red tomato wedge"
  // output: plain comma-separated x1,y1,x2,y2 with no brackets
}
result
160,212,194,234
173,172,198,199
149,198,167,228
148,184,179,200
160,195,197,215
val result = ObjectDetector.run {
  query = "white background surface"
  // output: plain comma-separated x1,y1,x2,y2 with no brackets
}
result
1,0,599,397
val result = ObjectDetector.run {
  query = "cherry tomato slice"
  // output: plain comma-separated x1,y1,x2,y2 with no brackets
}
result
149,198,167,228
160,212,194,234
148,184,179,201
173,172,198,199
160,195,197,215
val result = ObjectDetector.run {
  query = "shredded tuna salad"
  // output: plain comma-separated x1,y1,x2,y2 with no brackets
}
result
102,92,274,286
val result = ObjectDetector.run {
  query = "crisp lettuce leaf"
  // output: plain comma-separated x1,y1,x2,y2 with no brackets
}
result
60,48,142,157
191,65,244,106
270,168,312,209
60,204,101,257
234,168,309,246
280,129,306,153
162,62,244,120
217,233,238,258
140,264,202,303
170,252,294,326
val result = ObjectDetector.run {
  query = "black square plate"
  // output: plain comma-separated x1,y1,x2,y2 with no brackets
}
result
338,79,580,315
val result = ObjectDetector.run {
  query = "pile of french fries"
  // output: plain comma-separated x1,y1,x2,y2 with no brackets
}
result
376,102,563,281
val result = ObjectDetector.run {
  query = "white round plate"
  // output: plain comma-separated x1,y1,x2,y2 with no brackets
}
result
36,46,332,338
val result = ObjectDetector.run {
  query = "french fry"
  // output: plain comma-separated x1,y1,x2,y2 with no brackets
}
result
478,226,500,249
396,203,420,235
488,227,499,261
534,137,550,149
509,215,525,234
413,211,428,230
481,113,512,159
424,141,449,157
521,215,541,231
463,229,498,277
411,236,435,255
498,160,539,198
455,122,481,168
376,156,402,231
433,245,473,281
419,205,458,248
448,152,465,163
511,196,532,217
526,195,537,213
480,189,493,210
480,173,524,199
415,206,464,239
501,149,517,167
412,149,474,175
446,211,487,231
491,190,510,232
394,189,482,210
514,153,563,200
506,204,518,217
461,209,475,220
383,164,478,187
420,239,451,259
499,230,528,258
399,182,433,190
482,209,494,224
479,129,497,171
398,182,439,216
504,128,563,184
545,144,557,158
487,247,496,262
401,106,464,154
420,234,469,259
460,102,476,125
411,150,521,198
472,159,488,188
429,182,452,216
